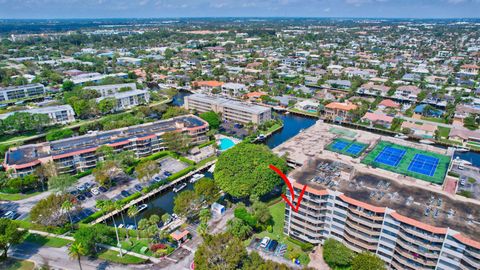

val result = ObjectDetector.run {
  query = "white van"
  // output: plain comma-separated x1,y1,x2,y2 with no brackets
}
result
260,237,270,248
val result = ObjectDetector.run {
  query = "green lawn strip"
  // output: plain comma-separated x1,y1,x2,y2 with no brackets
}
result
326,138,368,158
120,238,153,256
98,249,147,264
24,233,72,248
249,202,310,265
0,258,35,270
437,126,451,138
421,116,447,124
437,138,462,146
0,191,41,201
361,141,450,184
288,108,319,117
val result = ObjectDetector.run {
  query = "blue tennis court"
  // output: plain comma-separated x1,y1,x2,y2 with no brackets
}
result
345,144,365,156
374,146,406,167
407,154,439,177
331,140,349,152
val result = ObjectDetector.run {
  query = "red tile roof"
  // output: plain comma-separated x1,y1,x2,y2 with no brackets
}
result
379,99,400,108
339,194,386,213
390,212,447,234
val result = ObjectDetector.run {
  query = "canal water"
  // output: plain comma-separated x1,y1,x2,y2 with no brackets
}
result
111,90,480,225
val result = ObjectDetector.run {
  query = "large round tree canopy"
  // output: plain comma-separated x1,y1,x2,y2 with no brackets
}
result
214,143,288,198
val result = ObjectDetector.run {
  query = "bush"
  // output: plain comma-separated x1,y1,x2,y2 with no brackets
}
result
150,243,167,252
234,207,258,227
46,129,74,141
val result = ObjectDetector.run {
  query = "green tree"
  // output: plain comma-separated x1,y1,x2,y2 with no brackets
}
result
127,205,140,240
173,190,200,218
48,174,77,193
135,160,159,182
69,242,87,270
194,178,220,205
97,98,116,114
199,111,221,129
161,131,191,154
226,218,252,240
62,80,75,91
31,194,74,227
161,106,189,119
352,252,386,270
214,143,288,198
0,218,27,260
194,232,247,270
323,238,354,269
61,200,75,230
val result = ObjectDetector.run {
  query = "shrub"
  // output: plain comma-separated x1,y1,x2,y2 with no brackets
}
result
150,243,167,252
234,207,257,227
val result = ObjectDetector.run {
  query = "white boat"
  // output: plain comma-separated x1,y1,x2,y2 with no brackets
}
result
395,134,408,139
454,157,472,166
137,204,148,213
208,164,216,173
256,134,266,141
173,183,187,193
118,224,125,228
454,147,469,152
420,139,434,145
190,173,205,183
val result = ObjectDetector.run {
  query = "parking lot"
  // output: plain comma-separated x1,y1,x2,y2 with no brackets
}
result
248,237,301,268
0,156,191,223
451,163,480,200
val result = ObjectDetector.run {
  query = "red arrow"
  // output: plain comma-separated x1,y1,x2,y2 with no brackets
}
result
269,164,307,212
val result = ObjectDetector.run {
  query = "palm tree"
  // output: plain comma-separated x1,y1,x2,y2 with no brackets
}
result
127,205,139,240
199,209,211,224
61,200,74,231
115,201,128,241
69,242,87,270
197,222,208,238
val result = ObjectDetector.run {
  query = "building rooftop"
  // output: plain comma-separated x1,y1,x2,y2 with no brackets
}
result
187,93,270,114
0,105,74,120
291,158,480,241
5,115,207,166
0,83,44,92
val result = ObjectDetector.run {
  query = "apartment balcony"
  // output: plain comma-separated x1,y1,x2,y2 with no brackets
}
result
394,248,437,268
394,239,440,260
345,218,381,238
396,230,442,252
347,213,383,229
344,225,379,245
291,217,326,231
343,231,378,251
461,256,480,270
291,211,326,225
465,249,480,261
390,258,416,270
348,207,384,221
400,227,444,244
289,222,322,238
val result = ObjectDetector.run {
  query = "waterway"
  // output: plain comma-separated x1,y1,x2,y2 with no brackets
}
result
111,90,480,225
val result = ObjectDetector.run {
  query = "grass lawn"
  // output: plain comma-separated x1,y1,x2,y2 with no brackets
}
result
0,258,35,270
120,238,153,256
98,249,147,264
0,192,41,201
264,123,283,135
24,233,72,248
437,126,451,138
288,108,319,117
249,202,311,265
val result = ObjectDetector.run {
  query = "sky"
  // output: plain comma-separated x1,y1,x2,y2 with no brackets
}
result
0,0,479,19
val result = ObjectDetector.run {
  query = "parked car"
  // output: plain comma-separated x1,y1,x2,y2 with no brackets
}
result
134,184,143,191
99,186,108,193
260,237,270,248
268,240,278,252
91,188,100,196
121,190,131,197
3,211,16,219
163,171,172,177
84,191,93,198
77,195,86,201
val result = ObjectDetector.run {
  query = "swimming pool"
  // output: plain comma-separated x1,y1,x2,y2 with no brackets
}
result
219,138,236,151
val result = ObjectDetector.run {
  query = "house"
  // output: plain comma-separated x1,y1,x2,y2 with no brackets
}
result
378,99,400,110
448,129,480,145
394,85,421,102
170,229,190,243
295,99,320,112
221,82,247,97
192,81,224,91
243,91,267,102
96,90,150,112
460,64,479,75
357,83,390,97
453,104,480,127
323,101,358,122
401,122,437,138
402,73,422,82
211,202,226,216
325,79,351,90
117,57,142,66
361,112,394,128
305,76,321,86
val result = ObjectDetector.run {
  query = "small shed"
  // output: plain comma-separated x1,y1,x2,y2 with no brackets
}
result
211,202,226,216
170,229,190,243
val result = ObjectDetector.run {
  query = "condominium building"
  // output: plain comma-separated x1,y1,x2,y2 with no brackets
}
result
0,83,46,102
0,105,76,125
184,94,272,124
84,83,137,97
3,115,209,177
284,159,480,270
96,89,150,112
